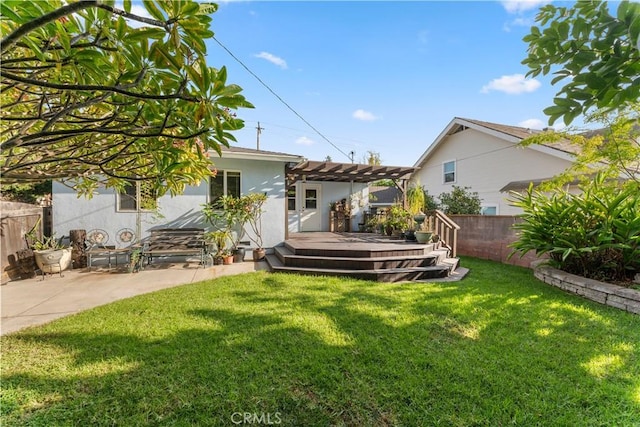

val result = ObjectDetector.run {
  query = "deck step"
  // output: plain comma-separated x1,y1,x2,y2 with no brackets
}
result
266,253,452,282
284,240,435,258
274,246,439,270
266,233,465,283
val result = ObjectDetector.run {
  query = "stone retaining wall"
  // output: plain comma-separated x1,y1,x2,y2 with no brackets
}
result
534,265,640,315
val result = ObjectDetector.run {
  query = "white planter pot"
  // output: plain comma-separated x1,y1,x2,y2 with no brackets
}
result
34,248,72,273
415,231,433,244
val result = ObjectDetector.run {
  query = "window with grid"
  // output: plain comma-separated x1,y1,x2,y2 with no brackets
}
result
443,160,456,183
117,180,157,212
287,186,296,211
209,170,241,204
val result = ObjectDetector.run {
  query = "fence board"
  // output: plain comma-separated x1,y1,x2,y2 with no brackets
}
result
1,201,43,283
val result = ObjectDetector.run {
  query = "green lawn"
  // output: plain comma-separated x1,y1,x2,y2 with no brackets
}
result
2,258,639,426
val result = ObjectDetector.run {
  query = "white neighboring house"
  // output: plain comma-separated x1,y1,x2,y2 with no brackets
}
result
412,117,578,215
52,147,405,251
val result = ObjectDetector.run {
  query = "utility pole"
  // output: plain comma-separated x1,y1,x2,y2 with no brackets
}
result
256,122,264,150
349,151,355,164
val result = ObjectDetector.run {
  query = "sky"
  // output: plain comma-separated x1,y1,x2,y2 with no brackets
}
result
202,0,576,167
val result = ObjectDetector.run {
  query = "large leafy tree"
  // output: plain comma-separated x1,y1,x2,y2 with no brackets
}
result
523,0,640,126
0,0,253,197
521,105,640,187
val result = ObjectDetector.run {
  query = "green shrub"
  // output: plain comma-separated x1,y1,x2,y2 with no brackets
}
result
438,186,481,214
509,174,640,282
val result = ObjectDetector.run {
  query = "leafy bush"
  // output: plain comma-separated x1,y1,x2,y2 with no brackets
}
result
438,186,481,214
384,204,411,232
510,175,640,282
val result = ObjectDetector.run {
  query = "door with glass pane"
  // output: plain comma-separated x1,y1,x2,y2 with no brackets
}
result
301,184,321,231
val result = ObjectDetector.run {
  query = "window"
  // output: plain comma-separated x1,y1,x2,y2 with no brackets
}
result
287,186,296,211
443,160,456,183
481,205,498,215
210,170,241,204
117,180,157,212
304,188,318,209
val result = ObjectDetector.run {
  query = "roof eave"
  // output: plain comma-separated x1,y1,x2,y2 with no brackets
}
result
212,150,304,163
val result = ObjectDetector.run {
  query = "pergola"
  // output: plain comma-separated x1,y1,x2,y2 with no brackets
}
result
287,160,415,183
286,160,417,206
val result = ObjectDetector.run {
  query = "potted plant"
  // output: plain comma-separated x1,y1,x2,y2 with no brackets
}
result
25,220,72,275
203,195,251,263
365,215,379,233
406,183,426,242
222,250,234,265
242,193,268,260
206,229,231,266
414,213,434,244
383,204,410,237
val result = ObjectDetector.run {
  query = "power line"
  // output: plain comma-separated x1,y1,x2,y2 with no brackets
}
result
249,118,521,170
212,36,353,162
246,120,374,149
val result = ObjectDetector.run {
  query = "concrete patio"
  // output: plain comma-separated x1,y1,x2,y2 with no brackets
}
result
1,261,268,336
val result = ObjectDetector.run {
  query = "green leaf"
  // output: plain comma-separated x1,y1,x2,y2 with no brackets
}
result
185,65,205,92
182,27,206,53
198,3,218,15
142,0,165,22
0,2,21,21
182,2,200,16
150,43,182,71
128,27,167,41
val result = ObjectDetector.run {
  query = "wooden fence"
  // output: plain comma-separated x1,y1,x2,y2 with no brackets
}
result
1,201,43,283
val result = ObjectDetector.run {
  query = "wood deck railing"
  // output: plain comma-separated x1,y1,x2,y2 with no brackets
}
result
432,210,460,258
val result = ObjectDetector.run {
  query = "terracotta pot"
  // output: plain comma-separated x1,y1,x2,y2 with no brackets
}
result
252,248,266,261
223,255,234,265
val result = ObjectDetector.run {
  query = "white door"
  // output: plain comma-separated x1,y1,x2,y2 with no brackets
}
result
300,184,321,232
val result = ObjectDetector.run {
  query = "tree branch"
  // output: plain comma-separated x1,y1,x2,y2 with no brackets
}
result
0,70,198,102
94,3,171,30
1,1,98,54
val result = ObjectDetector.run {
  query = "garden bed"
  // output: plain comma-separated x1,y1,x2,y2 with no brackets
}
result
534,264,640,314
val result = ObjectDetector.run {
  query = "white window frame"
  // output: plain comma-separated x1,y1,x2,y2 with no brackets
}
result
443,160,456,184
481,205,499,216
116,180,157,212
287,185,297,211
209,170,242,204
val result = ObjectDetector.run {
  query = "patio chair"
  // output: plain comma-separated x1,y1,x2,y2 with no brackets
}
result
86,228,136,270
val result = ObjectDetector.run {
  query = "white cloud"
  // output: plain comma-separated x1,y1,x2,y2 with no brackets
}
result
352,109,380,122
518,118,545,129
501,0,551,14
503,17,533,32
254,52,288,69
480,74,541,95
295,136,314,146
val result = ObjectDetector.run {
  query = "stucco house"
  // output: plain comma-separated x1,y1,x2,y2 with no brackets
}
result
52,146,413,252
412,117,578,216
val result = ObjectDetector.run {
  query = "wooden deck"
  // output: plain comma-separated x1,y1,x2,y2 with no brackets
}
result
267,232,463,282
